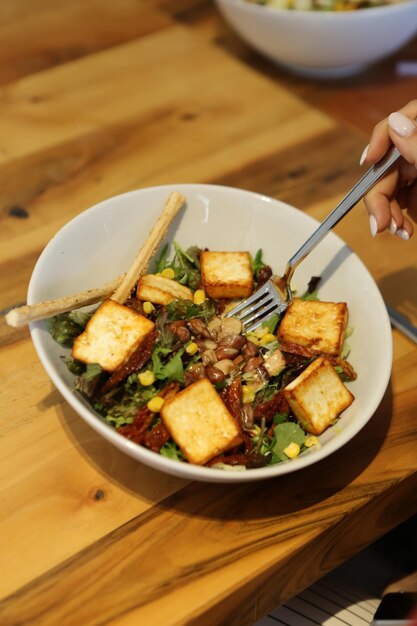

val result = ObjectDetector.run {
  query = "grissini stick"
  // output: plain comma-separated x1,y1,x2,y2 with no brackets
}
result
110,191,186,304
5,191,186,328
5,275,123,328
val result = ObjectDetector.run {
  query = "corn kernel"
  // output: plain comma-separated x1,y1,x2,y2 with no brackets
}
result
259,333,276,346
242,385,255,404
147,396,164,413
143,301,155,315
161,267,175,279
193,289,206,305
283,442,300,459
186,342,199,355
138,370,155,386
304,435,319,448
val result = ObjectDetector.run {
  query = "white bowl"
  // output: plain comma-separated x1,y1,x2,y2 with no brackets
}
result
28,184,392,483
214,0,417,78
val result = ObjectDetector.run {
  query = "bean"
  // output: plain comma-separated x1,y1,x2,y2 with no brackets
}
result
215,346,239,361
187,318,211,339
207,316,222,339
242,341,259,359
202,349,217,366
241,404,254,430
217,334,246,350
185,363,206,386
206,365,226,384
169,320,191,343
219,317,243,338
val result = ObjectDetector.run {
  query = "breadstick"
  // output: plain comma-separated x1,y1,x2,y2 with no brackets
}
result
5,275,123,328
5,191,186,328
111,191,186,304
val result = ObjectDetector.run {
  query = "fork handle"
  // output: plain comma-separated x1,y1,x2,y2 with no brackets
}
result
284,146,402,282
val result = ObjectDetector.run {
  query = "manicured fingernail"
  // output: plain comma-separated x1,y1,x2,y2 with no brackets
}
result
359,144,369,166
369,214,378,237
396,228,410,240
388,111,416,137
389,218,398,234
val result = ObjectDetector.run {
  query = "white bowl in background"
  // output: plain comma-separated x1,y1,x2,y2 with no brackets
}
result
214,0,417,78
28,184,392,483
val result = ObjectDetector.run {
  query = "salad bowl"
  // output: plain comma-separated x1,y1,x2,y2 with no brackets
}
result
28,184,392,483
214,0,417,78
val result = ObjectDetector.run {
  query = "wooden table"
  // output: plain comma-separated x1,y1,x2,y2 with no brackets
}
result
1,1,417,624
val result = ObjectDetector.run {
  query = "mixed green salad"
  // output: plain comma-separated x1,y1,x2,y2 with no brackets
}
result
244,0,403,10
48,243,355,470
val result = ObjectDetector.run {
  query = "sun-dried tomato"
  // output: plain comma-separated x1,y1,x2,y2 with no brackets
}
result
143,422,170,452
117,406,154,444
101,330,158,392
221,378,242,425
253,391,290,422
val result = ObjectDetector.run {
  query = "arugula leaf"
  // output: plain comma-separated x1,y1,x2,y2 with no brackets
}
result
269,422,306,463
164,298,216,323
153,244,170,273
62,356,85,375
75,363,102,398
160,441,185,461
152,347,185,383
250,249,265,276
48,310,91,347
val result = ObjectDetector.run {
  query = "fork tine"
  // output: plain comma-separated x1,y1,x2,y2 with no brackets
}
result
225,279,286,331
231,293,275,321
225,287,271,317
241,302,280,332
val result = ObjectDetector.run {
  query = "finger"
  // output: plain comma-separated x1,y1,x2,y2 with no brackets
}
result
364,190,393,235
362,119,392,164
388,111,417,168
360,100,417,166
388,197,405,233
364,168,400,233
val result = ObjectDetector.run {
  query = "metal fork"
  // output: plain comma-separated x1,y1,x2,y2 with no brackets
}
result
226,146,401,332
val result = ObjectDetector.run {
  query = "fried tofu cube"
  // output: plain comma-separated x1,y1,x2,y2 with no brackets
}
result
161,378,243,465
283,356,354,435
200,251,253,299
72,299,155,372
136,274,193,306
277,298,348,356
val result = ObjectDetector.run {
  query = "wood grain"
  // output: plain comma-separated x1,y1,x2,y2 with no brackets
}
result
0,2,417,625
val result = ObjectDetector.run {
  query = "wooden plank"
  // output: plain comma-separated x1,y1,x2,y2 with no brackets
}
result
0,0,171,84
148,0,417,134
0,24,335,314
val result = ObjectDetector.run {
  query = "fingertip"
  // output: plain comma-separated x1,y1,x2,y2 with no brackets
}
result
369,214,378,237
359,145,369,166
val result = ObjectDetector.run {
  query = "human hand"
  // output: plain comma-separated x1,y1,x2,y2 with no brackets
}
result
361,100,417,240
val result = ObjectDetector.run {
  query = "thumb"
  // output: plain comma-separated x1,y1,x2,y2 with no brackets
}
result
388,111,417,168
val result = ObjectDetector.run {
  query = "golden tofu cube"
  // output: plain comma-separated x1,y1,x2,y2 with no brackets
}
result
277,298,348,356
72,299,155,372
161,378,243,465
136,274,193,306
283,356,354,435
200,251,253,299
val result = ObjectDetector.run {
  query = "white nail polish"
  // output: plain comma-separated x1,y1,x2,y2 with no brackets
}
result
389,218,398,234
369,215,378,237
359,145,369,166
388,112,416,138
396,228,410,240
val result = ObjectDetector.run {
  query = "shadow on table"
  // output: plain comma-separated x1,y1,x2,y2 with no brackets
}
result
55,376,394,521
378,266,417,325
